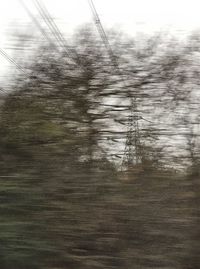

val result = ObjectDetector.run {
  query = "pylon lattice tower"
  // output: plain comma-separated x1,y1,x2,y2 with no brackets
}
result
121,97,142,171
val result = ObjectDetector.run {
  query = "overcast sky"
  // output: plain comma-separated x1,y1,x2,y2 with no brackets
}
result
1,0,200,38
1,0,200,81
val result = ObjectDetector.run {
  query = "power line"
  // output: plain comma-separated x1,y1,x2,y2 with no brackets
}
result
87,0,131,96
0,48,29,78
19,0,80,79
33,0,77,60
88,0,120,71
33,0,68,53
19,0,56,48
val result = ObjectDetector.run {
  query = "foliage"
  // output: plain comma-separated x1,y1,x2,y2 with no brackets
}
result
0,26,199,268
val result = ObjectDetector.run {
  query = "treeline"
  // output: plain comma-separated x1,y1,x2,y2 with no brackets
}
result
0,25,199,268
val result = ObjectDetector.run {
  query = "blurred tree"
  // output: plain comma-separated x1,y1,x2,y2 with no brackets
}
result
0,24,200,269
0,26,117,269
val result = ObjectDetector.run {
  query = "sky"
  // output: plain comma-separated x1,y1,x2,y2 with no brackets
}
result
1,0,200,38
1,0,200,82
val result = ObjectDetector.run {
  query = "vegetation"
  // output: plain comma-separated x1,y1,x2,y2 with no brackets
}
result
0,25,199,268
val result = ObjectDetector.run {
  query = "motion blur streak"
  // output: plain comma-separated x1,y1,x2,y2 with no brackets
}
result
0,1,199,268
